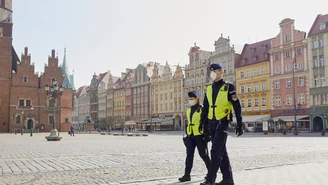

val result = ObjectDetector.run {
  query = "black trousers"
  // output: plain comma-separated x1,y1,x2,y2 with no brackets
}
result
184,135,211,175
206,119,233,183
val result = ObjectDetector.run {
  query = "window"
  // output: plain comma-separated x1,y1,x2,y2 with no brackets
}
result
275,53,280,60
320,23,326,30
297,63,303,70
254,69,258,76
319,55,324,67
261,82,266,91
297,48,302,55
275,66,280,74
286,64,291,72
314,75,319,87
240,86,244,94
313,41,318,48
319,39,324,47
247,85,251,92
275,80,280,89
51,77,57,85
23,76,28,83
275,96,281,106
262,98,266,106
246,70,250,77
320,74,325,86
298,93,305,105
247,99,251,107
26,100,31,106
254,98,259,107
286,51,291,58
313,56,318,67
16,115,21,124
286,95,292,105
240,72,244,78
285,35,290,41
49,115,54,124
298,77,304,86
286,78,292,88
65,118,69,123
254,84,258,92
260,68,265,74
240,100,244,107
19,99,24,106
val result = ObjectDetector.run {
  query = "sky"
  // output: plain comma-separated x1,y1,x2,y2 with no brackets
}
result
12,0,328,88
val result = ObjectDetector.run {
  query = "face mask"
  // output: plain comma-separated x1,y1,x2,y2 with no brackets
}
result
188,100,197,106
210,71,217,81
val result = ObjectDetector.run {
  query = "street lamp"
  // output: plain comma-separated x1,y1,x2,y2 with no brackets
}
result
292,55,298,135
45,83,64,141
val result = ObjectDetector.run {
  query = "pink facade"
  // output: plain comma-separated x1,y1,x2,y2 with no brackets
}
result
270,18,309,117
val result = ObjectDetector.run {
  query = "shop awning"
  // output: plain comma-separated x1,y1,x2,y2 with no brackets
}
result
124,120,137,126
272,115,310,122
136,118,174,125
232,115,271,123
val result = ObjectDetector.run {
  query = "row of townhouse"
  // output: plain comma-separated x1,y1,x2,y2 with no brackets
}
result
73,15,328,132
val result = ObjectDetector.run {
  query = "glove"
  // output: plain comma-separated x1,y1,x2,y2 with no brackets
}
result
198,123,203,133
235,124,243,137
203,132,211,143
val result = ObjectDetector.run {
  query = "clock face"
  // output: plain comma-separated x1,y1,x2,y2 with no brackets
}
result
0,8,9,22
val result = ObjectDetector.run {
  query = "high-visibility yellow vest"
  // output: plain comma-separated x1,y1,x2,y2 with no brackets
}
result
186,106,203,136
206,83,233,120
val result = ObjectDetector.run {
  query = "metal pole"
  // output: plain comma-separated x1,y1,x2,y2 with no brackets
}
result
293,55,298,135
53,98,56,130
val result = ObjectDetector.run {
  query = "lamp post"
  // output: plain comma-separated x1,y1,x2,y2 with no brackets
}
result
292,55,298,135
45,83,64,141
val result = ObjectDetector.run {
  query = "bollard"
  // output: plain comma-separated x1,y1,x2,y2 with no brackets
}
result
21,129,23,135
15,129,17,135
283,129,286,135
30,129,33,137
321,130,325,136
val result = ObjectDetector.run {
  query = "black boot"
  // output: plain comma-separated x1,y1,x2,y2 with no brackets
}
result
178,174,191,182
215,179,234,185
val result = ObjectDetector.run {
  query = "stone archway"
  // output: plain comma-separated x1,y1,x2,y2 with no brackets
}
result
174,115,182,130
24,117,36,130
313,116,324,132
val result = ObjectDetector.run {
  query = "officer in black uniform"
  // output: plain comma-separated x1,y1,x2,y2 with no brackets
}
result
200,63,243,185
179,91,211,182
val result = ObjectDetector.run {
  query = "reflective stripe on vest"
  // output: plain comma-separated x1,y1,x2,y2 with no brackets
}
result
186,107,203,136
206,83,232,120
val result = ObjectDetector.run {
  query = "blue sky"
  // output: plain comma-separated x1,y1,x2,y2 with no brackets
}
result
12,0,328,88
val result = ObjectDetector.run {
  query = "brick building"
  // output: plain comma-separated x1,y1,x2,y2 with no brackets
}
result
0,0,74,132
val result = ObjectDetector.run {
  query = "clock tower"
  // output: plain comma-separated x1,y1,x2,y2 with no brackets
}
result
0,0,13,132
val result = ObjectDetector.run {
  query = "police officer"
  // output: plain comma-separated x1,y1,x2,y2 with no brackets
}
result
179,91,211,182
200,63,243,185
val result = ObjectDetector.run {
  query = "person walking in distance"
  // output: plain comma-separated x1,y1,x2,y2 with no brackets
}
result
178,91,211,182
200,63,243,185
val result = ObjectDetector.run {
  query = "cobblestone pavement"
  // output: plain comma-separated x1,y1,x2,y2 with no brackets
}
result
0,132,328,185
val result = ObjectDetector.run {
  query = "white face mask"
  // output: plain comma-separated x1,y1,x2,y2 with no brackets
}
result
210,71,217,81
188,100,197,106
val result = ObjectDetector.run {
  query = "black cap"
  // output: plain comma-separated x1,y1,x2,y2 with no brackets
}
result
210,63,222,71
188,91,198,98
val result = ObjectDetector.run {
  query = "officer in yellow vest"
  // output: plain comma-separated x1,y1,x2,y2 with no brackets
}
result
200,63,243,185
178,91,211,182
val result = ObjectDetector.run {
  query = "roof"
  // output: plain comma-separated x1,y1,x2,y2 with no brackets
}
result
234,54,241,66
308,14,328,37
236,38,272,68
76,86,86,98
97,72,108,82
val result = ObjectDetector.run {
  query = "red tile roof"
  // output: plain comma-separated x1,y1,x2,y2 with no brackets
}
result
308,14,328,37
236,38,272,68
75,86,85,98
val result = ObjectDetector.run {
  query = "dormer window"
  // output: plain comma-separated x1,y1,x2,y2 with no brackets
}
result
320,22,326,30
251,47,256,52
23,76,28,83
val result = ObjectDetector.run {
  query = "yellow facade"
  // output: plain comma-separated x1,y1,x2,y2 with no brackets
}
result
236,61,271,116
113,88,125,117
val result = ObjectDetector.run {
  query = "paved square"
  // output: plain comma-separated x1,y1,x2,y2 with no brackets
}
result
0,132,328,185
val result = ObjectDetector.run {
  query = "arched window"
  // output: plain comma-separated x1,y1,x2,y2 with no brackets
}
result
16,115,21,124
